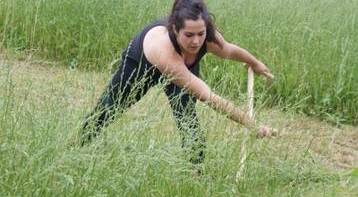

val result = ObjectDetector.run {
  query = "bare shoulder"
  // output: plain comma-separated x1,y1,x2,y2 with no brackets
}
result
206,31,225,53
143,26,181,66
207,31,232,59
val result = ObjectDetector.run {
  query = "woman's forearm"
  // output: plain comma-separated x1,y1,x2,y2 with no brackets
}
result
169,70,255,129
229,44,259,66
207,93,255,128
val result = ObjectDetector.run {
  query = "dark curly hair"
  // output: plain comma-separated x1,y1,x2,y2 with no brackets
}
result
167,0,222,48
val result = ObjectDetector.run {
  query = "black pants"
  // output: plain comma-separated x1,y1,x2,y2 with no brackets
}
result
81,53,205,164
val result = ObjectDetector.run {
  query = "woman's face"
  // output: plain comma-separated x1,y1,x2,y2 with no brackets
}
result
175,18,207,55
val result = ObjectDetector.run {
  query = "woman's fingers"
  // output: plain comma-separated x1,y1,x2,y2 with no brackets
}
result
262,71,274,81
246,63,274,81
257,126,278,138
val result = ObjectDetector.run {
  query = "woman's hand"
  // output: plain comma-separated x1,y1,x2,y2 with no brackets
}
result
257,125,278,138
248,61,274,81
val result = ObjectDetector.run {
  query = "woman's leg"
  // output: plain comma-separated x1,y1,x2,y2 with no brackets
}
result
81,55,160,145
164,65,206,164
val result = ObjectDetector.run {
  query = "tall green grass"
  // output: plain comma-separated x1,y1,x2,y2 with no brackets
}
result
0,63,356,196
0,0,170,68
0,0,357,124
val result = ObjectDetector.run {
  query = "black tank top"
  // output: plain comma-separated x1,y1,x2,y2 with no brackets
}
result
125,20,207,69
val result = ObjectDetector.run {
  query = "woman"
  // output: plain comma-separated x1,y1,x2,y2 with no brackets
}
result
81,0,274,164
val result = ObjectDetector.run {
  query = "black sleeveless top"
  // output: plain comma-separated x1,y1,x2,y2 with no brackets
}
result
125,20,207,69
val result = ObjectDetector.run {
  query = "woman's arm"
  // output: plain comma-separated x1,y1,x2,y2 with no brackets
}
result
207,31,274,80
159,60,254,127
145,41,254,128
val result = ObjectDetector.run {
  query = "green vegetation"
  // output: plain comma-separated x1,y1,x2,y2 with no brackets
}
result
0,0,357,195
0,62,356,196
0,0,357,124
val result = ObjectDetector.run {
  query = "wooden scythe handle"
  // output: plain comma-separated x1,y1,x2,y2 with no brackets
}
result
236,66,255,182
247,66,254,119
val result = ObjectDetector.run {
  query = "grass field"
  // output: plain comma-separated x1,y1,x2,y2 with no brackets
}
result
0,0,357,124
0,0,358,196
0,52,357,196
